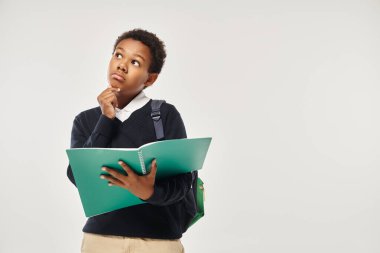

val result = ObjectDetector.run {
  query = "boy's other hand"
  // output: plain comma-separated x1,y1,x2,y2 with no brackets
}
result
100,159,157,200
97,87,120,119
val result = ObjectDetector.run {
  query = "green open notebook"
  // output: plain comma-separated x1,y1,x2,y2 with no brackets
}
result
66,137,212,217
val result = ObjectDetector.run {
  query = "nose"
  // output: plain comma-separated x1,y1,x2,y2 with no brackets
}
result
117,63,127,73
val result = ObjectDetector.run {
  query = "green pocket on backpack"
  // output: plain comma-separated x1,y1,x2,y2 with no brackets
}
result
188,177,205,228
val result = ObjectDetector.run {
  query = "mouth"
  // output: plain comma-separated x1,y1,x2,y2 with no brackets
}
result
111,73,125,82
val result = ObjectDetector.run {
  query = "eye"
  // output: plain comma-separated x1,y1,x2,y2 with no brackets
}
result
115,53,122,59
131,60,140,67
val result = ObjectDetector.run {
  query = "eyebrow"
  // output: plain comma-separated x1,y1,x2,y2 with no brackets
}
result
116,47,146,62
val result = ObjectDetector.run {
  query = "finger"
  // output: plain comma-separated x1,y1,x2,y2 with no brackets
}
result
148,159,157,179
110,99,118,109
102,91,118,101
100,88,120,98
101,92,118,101
98,94,117,106
102,94,118,108
110,87,121,92
108,89,121,95
112,95,118,108
107,87,121,94
118,161,136,177
106,86,121,92
102,167,126,181
100,174,124,186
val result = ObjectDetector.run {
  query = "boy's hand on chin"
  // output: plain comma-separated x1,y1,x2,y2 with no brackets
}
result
97,87,120,119
100,159,157,200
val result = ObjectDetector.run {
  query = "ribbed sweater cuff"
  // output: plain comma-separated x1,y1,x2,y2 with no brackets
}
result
143,185,165,205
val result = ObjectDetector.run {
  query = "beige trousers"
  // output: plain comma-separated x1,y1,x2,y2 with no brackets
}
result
81,232,185,253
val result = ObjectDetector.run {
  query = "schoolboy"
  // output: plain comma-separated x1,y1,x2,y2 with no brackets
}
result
66,28,195,253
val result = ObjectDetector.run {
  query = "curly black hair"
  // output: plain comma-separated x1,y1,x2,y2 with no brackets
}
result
112,28,167,74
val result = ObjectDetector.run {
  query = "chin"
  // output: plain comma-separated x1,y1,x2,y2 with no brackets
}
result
109,81,120,88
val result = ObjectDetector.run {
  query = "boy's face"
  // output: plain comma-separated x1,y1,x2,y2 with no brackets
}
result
108,38,158,96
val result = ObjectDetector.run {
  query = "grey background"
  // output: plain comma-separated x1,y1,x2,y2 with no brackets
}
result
1,0,380,252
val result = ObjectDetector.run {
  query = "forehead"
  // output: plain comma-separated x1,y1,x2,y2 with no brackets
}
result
115,38,151,61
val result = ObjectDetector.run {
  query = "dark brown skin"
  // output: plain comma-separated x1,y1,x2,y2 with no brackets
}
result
98,38,159,200
98,38,159,119
101,160,157,200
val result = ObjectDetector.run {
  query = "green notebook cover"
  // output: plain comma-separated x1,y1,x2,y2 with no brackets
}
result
66,137,212,217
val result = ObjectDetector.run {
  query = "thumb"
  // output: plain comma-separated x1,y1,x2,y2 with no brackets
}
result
149,159,157,178
111,96,118,108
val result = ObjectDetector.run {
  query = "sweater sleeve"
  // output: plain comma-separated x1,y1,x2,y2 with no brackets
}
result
67,113,118,186
143,104,194,206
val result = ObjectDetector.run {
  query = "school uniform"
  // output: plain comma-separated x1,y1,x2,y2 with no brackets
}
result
67,91,195,253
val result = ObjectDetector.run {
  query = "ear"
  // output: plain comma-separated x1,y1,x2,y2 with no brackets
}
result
144,73,159,88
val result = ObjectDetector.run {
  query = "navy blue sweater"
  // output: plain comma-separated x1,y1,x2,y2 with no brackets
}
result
66,99,196,239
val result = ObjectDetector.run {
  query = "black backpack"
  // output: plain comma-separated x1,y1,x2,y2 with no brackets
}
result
150,99,205,230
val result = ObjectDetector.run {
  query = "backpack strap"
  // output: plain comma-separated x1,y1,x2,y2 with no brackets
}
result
150,99,203,230
150,99,196,183
150,99,166,140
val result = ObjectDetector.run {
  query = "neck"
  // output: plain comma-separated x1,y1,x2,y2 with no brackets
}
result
116,90,142,109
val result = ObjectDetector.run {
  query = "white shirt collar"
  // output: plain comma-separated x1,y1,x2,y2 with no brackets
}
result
115,90,150,122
